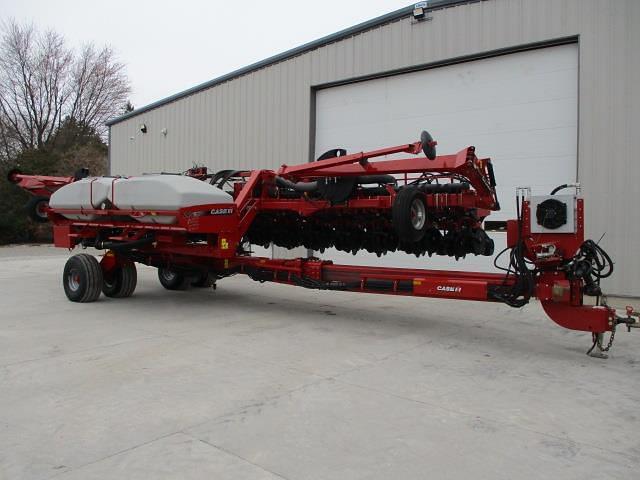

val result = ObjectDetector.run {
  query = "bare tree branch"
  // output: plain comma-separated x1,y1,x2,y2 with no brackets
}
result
0,19,130,154
68,44,129,136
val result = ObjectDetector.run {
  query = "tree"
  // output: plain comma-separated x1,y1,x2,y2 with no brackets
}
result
0,110,19,162
0,20,130,159
47,117,108,176
0,118,108,244
67,44,130,135
0,20,127,244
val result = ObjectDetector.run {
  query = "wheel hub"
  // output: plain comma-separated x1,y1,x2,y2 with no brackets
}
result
68,270,81,291
410,198,426,230
161,270,176,281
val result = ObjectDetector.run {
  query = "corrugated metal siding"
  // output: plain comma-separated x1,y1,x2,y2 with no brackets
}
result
110,0,640,296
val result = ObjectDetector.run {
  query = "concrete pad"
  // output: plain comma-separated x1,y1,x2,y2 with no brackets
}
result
187,379,637,480
1,245,638,479
334,339,639,452
0,334,319,479
41,433,283,480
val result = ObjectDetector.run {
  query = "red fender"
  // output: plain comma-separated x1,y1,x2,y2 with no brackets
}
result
541,301,615,333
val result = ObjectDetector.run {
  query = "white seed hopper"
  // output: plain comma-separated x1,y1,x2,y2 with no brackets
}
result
50,175,233,224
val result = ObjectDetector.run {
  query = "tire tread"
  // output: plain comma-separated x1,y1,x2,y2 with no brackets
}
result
103,262,137,298
63,254,102,303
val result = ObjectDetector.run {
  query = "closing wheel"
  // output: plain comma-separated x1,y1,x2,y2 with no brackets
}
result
102,262,137,298
392,186,428,243
316,148,347,161
158,267,188,290
7,168,21,183
63,254,103,302
26,196,49,223
420,130,437,160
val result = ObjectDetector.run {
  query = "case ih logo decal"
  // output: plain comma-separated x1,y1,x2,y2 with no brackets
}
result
436,285,462,293
210,207,234,215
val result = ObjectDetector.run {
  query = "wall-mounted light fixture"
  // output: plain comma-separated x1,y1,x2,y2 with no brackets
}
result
412,2,431,21
139,123,148,134
161,128,168,137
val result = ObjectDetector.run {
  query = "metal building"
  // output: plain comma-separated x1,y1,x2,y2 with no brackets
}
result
106,0,640,296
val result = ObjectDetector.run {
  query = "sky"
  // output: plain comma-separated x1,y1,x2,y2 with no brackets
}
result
1,0,409,109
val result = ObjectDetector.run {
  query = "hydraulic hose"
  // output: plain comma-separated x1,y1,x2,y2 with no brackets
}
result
274,174,396,193
550,183,579,195
355,175,397,185
96,235,155,251
275,176,318,192
550,184,568,195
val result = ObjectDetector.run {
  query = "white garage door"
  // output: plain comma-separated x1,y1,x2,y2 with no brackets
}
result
314,43,578,272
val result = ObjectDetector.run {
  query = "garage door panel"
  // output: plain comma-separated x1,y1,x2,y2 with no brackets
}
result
315,44,577,272
319,99,386,121
384,81,576,120
318,107,577,163
377,65,577,116
384,100,577,131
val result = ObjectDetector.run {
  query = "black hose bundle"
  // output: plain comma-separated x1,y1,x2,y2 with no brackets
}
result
489,242,535,307
566,239,614,296
210,170,242,190
577,239,614,278
488,195,536,307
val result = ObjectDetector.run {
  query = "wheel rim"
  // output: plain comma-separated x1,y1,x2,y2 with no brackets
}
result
36,201,48,219
67,269,81,291
410,198,426,230
103,276,115,289
161,269,176,281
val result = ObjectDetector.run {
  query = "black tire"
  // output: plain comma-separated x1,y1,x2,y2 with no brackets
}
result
158,267,188,290
392,186,428,243
26,196,49,223
483,236,495,256
102,262,137,298
191,271,216,288
63,254,103,303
